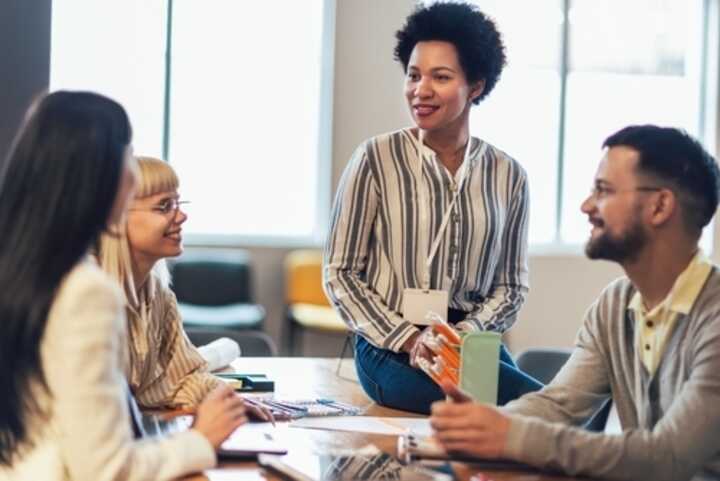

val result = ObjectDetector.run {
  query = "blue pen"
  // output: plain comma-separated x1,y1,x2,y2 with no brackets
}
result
262,400,307,415
317,399,361,413
271,400,309,413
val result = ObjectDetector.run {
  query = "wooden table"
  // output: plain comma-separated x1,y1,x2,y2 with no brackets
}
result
178,357,586,481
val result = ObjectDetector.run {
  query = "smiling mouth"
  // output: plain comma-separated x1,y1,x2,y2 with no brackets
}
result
165,230,182,240
413,105,439,116
588,217,604,231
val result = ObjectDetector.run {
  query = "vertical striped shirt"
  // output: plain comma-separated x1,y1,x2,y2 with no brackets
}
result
324,128,530,352
124,275,220,409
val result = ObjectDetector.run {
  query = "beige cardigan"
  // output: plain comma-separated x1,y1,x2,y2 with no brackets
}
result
502,272,720,481
0,261,215,481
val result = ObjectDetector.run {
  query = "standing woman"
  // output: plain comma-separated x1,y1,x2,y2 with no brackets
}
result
324,2,541,414
0,91,246,481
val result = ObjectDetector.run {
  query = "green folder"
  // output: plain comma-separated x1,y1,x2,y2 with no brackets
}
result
459,332,502,404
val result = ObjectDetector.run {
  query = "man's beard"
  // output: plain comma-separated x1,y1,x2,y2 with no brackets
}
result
585,216,647,263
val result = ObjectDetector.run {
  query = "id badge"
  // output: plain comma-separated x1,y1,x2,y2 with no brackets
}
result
402,288,448,325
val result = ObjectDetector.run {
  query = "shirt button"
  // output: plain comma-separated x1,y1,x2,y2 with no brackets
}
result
452,213,460,222
646,321,654,328
450,184,458,192
645,344,651,351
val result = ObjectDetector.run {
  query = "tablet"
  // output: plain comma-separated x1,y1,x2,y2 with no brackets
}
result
218,430,287,459
258,446,454,481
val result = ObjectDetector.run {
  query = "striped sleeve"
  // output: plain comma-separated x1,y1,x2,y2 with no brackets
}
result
459,161,530,333
324,143,419,352
162,293,220,407
130,290,220,409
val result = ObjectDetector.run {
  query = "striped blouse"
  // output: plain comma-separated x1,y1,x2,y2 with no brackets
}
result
324,128,530,353
124,275,220,409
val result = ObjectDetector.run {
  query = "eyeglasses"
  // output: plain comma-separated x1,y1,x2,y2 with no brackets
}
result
589,184,661,200
130,198,190,216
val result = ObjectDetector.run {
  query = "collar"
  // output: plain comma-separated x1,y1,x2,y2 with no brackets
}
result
628,249,713,316
406,128,482,172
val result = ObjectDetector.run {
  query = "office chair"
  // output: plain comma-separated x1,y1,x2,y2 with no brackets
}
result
284,249,349,356
169,249,266,331
515,347,572,384
516,347,612,431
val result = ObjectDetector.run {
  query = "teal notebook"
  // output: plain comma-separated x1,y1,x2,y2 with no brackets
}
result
459,332,501,404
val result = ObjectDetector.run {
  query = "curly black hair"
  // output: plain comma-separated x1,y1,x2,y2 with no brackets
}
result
394,1,506,104
603,125,720,236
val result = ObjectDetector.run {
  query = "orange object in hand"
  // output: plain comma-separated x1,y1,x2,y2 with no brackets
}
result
431,322,462,345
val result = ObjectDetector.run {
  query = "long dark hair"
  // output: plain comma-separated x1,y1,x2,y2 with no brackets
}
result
0,91,132,465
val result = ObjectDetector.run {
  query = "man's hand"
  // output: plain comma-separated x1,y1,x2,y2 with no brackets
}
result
430,382,510,459
401,327,434,368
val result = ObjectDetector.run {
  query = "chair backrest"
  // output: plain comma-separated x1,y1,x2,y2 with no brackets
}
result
285,249,330,306
169,250,254,306
515,348,572,385
186,328,277,357
516,347,612,431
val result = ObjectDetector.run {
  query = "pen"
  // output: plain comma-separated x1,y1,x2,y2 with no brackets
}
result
244,397,276,427
260,400,303,418
268,400,309,413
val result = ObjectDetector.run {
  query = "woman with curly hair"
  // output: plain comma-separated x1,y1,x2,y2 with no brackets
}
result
324,1,541,413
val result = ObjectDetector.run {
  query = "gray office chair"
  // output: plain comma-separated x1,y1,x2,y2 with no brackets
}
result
516,347,612,432
516,348,572,384
186,328,277,357
169,250,266,330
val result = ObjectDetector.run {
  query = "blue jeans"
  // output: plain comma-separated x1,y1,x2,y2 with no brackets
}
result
354,335,542,414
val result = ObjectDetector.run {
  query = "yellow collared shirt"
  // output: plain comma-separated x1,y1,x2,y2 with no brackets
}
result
629,250,712,375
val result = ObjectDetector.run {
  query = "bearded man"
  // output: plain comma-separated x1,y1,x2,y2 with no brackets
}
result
430,125,720,481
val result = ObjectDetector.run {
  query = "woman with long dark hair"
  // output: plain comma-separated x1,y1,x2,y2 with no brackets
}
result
0,91,247,480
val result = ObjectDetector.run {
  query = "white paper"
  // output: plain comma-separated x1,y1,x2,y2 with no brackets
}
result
289,416,432,437
198,337,241,372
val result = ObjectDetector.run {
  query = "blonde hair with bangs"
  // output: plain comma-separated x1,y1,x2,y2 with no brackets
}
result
98,156,179,312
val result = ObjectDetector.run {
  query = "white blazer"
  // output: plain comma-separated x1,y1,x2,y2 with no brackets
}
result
0,261,215,481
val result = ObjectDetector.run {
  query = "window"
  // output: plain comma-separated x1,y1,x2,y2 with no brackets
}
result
50,0,167,157
51,0,333,243
456,0,718,247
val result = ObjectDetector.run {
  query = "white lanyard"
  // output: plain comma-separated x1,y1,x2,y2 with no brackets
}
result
411,130,484,289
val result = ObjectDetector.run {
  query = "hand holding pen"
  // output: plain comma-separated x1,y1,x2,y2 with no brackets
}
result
159,395,278,426
242,397,277,426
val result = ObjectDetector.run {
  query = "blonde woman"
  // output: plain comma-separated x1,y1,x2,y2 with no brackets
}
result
99,157,269,419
